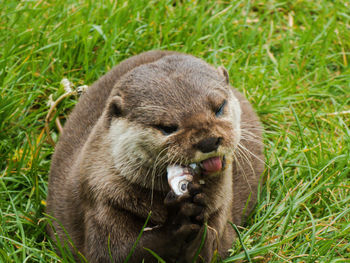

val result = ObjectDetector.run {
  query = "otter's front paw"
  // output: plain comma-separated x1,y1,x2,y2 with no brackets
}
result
164,182,206,243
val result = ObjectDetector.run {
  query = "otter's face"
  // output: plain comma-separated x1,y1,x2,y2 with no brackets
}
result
106,55,241,190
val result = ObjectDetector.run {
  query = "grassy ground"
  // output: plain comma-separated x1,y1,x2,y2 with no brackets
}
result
1,0,349,262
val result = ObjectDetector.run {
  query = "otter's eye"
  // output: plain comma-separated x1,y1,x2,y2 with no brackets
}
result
215,100,227,117
153,124,178,135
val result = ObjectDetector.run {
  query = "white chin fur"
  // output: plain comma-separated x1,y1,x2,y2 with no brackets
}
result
108,119,165,187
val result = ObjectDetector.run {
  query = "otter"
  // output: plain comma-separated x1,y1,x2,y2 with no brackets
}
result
46,50,264,262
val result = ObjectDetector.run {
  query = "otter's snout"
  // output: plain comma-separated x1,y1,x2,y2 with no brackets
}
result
194,137,222,153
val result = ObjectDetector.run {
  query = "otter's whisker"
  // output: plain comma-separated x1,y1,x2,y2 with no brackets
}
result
237,142,267,166
239,135,263,145
236,144,255,176
233,152,252,191
150,146,171,204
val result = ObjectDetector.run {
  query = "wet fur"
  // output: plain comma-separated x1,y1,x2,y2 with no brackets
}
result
46,50,264,262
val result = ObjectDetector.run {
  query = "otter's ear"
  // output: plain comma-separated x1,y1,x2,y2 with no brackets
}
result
218,66,229,85
107,95,124,119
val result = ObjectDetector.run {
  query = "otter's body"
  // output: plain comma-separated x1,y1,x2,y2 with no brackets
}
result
47,51,264,262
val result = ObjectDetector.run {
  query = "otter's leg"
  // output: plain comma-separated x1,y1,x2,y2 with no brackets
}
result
176,183,236,263
165,183,232,263
83,203,202,263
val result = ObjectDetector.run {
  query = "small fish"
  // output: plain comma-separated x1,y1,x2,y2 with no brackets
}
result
167,163,201,196
167,166,192,196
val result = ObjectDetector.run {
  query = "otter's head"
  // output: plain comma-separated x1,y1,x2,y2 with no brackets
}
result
105,55,241,191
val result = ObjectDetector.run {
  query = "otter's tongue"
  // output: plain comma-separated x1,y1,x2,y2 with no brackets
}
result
201,157,222,173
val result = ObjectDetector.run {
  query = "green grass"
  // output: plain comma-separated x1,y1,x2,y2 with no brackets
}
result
1,0,349,262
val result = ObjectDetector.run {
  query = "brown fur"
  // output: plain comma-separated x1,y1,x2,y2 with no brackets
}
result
46,50,264,262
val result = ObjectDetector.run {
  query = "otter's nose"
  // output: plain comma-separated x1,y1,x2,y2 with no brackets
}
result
194,137,222,153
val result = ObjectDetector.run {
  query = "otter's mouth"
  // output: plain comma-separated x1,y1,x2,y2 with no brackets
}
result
200,156,226,175
187,156,226,175
166,155,226,195
200,156,222,173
